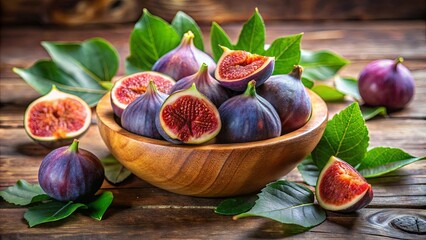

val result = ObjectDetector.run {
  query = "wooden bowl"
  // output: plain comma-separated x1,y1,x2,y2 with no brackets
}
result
96,90,328,197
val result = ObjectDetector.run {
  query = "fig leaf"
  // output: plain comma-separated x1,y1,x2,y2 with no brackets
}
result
312,102,369,169
24,201,88,227
100,154,132,184
84,191,114,220
235,8,265,54
210,22,233,62
360,106,388,120
264,34,303,75
335,76,361,100
234,180,326,228
297,155,319,186
300,50,349,81
311,85,345,102
357,147,426,178
171,11,204,51
0,180,50,206
214,196,257,216
126,9,180,74
13,60,107,107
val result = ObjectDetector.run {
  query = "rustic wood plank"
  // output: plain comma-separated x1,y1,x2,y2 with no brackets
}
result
0,207,424,239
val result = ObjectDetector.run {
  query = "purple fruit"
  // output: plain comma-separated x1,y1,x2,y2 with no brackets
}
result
215,47,275,91
152,31,216,81
38,139,104,202
121,81,168,139
218,80,281,143
358,57,415,110
258,65,312,134
170,63,229,107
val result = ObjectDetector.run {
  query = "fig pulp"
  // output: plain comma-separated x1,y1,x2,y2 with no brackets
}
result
170,63,229,107
258,65,312,134
316,156,373,213
156,84,221,144
358,57,415,110
121,81,168,139
110,71,175,117
38,139,105,202
218,80,281,143
152,31,216,81
24,85,91,148
215,46,275,91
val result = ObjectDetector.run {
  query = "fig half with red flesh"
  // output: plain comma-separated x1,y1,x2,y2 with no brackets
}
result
156,84,221,144
110,71,175,117
24,85,92,148
316,156,373,213
215,46,275,91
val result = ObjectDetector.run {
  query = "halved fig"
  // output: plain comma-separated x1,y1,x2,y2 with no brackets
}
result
110,71,175,117
24,85,91,148
215,46,275,91
316,156,374,213
156,84,221,144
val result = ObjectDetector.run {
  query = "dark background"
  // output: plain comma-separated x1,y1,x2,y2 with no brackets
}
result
1,0,425,26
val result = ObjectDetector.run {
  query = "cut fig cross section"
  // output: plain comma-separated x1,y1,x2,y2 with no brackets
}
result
156,84,221,144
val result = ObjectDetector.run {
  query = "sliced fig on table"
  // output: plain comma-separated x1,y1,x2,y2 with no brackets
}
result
258,65,312,134
217,80,281,143
156,84,221,144
152,31,216,81
24,85,92,148
170,63,230,107
316,156,374,213
110,71,175,117
121,81,168,139
215,46,274,91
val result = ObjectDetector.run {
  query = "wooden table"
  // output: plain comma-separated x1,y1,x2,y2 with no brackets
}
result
1,21,425,239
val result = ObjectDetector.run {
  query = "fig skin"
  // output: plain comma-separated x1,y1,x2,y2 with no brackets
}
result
38,139,105,202
258,65,312,134
121,81,168,139
156,84,221,145
215,46,275,92
152,31,216,81
217,80,281,143
316,156,373,213
358,57,415,110
170,63,229,107
24,85,92,149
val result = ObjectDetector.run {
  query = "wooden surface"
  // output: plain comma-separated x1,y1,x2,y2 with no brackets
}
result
1,20,426,239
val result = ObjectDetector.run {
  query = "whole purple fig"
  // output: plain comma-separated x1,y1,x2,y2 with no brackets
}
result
258,65,312,134
121,80,168,139
152,31,216,81
38,139,104,202
358,57,415,110
170,63,229,107
218,80,281,143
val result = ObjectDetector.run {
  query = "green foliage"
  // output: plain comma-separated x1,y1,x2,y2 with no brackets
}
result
0,180,50,206
100,154,132,184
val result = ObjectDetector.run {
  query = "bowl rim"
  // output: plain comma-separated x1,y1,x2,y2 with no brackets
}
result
96,89,328,151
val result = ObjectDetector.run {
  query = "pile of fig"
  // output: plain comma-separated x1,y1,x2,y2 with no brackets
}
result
112,31,312,145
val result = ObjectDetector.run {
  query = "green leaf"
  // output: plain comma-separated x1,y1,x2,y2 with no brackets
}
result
101,154,132,184
13,60,107,107
126,9,180,74
311,85,345,102
24,201,87,227
214,196,257,216
360,106,388,121
312,102,369,169
300,50,349,81
0,180,50,206
235,8,265,54
84,192,114,220
335,76,361,100
171,11,204,51
301,77,315,89
265,34,303,75
42,38,118,88
210,22,233,61
235,180,326,228
297,156,319,186
357,147,426,178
